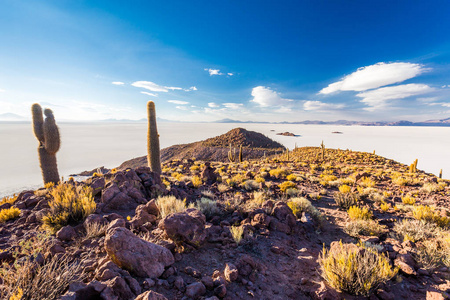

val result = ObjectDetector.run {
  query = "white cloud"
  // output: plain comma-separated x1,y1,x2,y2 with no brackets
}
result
250,86,292,107
175,106,189,111
208,102,220,108
223,103,243,109
303,101,345,111
189,86,197,91
141,91,158,97
227,73,234,76
204,68,223,76
168,100,189,105
0,89,5,92
356,83,433,110
112,81,125,85
132,81,183,92
320,62,428,94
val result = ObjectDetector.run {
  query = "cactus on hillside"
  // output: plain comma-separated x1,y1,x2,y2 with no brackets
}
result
228,144,236,163
320,141,325,161
147,101,161,174
238,145,243,163
31,103,60,184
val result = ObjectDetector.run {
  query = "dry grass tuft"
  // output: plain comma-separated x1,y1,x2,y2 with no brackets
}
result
42,183,96,233
319,241,397,296
156,195,186,218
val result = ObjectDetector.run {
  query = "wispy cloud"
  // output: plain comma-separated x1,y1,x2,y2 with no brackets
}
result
320,62,428,94
111,81,124,85
223,103,243,109
303,100,345,111
132,81,183,92
204,68,223,76
141,91,158,97
356,83,433,110
250,86,292,107
227,73,234,76
168,100,189,105
188,86,197,91
176,106,189,110
0,89,5,92
208,102,220,108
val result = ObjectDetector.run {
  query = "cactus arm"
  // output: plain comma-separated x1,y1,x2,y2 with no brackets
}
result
43,109,61,154
31,103,45,143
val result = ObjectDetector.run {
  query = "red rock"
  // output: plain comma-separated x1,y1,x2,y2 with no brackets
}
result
201,162,218,183
105,276,135,300
214,284,227,297
426,291,445,300
135,290,168,300
174,276,185,290
224,263,238,282
107,219,126,231
185,282,206,299
104,227,174,278
56,225,77,241
158,208,206,247
251,213,271,228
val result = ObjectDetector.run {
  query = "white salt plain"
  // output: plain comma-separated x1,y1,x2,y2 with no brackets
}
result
1,122,449,198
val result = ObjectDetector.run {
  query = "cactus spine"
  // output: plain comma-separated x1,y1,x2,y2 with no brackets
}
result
147,101,161,174
32,103,60,184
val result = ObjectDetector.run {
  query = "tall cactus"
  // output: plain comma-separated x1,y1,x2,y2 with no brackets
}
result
32,103,60,184
147,101,161,174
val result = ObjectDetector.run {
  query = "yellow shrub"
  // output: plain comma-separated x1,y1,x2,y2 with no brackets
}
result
190,165,200,171
279,181,297,193
380,202,390,212
319,241,398,296
42,183,96,233
360,177,376,188
413,205,450,228
286,174,297,181
348,206,372,220
0,194,17,206
269,168,288,179
226,174,246,187
192,176,202,188
287,197,323,226
44,182,55,189
156,195,186,218
0,207,21,223
171,172,183,181
334,192,359,209
230,225,244,244
344,219,386,237
339,185,351,193
401,196,416,205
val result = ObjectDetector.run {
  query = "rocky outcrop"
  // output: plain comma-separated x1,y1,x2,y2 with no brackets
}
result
158,208,206,247
104,227,174,278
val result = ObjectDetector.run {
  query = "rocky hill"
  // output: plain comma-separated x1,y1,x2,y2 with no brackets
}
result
1,143,450,299
118,128,285,170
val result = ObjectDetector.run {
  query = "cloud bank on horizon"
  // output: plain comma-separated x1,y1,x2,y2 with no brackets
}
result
0,1,449,122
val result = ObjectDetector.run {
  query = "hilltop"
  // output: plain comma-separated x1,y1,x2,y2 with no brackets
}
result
118,128,285,170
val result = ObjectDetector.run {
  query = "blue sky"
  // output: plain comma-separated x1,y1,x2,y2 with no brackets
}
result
0,0,449,122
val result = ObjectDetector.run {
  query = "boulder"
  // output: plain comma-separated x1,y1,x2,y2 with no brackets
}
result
104,227,174,278
185,282,206,299
224,263,238,282
56,225,77,241
135,290,168,300
159,208,206,247
271,201,296,228
200,162,218,183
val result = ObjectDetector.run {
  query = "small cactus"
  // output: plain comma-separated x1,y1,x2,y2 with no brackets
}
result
31,103,60,185
320,141,325,161
439,169,443,179
147,101,161,174
228,144,236,163
238,145,243,163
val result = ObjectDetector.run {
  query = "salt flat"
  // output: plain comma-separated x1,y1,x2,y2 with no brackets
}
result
1,122,449,197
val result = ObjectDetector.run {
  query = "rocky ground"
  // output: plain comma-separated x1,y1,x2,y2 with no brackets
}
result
1,129,450,300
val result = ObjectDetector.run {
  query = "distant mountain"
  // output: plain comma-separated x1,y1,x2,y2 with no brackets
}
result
212,118,450,127
0,113,26,121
